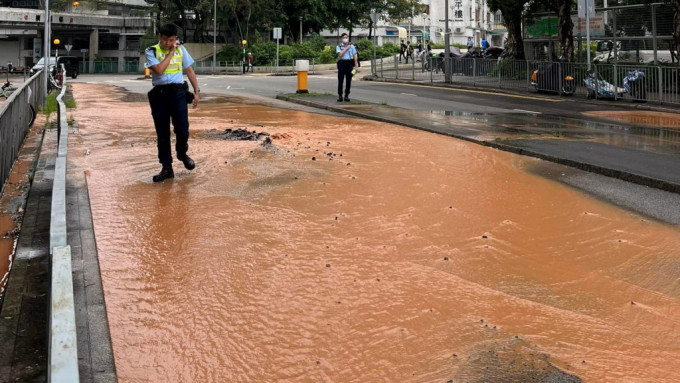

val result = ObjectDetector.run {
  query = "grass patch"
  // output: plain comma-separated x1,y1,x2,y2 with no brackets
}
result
41,88,76,116
290,92,333,98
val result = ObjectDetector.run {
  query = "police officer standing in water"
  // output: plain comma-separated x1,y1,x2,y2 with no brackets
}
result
145,23,200,183
336,33,358,102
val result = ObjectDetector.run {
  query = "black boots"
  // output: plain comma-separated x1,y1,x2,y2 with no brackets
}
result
153,156,194,182
178,154,195,170
337,95,343,102
344,95,350,102
152,165,174,182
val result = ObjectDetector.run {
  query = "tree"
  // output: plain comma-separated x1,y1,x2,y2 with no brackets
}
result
538,0,575,61
488,0,537,59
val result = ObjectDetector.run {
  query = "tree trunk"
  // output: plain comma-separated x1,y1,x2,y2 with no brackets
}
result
505,19,525,60
558,0,574,61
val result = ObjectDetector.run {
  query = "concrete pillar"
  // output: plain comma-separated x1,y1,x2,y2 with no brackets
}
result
118,35,125,73
89,29,98,73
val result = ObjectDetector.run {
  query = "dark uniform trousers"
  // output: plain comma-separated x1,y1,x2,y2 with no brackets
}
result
337,59,354,97
148,84,189,166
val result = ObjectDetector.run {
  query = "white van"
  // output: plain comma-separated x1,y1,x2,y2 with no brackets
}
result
29,57,57,75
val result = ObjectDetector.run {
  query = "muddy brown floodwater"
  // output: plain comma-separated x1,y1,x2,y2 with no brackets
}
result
68,83,680,383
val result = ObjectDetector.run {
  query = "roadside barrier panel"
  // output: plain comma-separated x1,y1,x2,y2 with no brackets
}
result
48,66,80,382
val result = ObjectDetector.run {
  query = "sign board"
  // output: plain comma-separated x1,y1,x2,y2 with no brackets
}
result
65,44,73,54
273,27,282,40
527,14,604,38
578,0,595,18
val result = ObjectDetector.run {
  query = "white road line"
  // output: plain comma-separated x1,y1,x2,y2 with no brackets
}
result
400,92,418,96
513,109,541,114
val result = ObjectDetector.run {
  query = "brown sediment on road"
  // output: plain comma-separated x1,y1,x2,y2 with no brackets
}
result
582,110,680,129
69,82,680,383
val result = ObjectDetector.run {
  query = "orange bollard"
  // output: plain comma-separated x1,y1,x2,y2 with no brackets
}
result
144,67,150,79
295,60,309,94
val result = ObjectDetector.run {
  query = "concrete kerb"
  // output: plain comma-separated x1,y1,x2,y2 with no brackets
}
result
276,94,680,195
49,75,80,382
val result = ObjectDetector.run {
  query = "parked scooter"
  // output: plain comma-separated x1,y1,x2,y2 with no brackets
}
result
623,70,646,102
531,58,575,95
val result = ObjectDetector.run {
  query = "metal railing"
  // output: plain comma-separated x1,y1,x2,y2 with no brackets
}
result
192,58,319,74
376,56,680,105
0,71,45,196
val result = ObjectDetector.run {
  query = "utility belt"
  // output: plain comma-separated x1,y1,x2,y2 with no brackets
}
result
338,59,354,62
150,83,184,94
149,81,194,104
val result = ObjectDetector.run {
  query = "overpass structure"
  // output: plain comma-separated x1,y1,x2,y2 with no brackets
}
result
0,2,152,73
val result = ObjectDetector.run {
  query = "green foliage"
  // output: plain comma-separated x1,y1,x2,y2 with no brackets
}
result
376,42,400,57
355,39,374,62
307,33,327,52
217,45,243,62
318,49,337,64
291,42,319,60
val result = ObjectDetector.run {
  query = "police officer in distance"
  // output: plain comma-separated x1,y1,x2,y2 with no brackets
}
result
336,33,358,102
145,23,200,182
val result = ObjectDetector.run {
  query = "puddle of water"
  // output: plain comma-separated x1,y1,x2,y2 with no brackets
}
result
69,83,680,383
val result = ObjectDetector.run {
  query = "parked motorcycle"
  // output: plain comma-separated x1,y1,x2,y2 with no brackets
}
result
531,59,575,95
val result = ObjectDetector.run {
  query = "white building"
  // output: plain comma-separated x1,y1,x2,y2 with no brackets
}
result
319,0,507,48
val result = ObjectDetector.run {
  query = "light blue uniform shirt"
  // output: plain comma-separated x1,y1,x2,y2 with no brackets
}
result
336,44,357,60
144,45,195,86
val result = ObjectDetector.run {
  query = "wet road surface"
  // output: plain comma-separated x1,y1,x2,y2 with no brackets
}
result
69,83,680,382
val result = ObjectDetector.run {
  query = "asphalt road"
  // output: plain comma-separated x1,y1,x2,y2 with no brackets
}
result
70,73,680,224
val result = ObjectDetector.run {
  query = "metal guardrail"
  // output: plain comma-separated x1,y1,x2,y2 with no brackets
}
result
48,67,79,382
192,58,320,74
0,72,45,196
377,56,680,106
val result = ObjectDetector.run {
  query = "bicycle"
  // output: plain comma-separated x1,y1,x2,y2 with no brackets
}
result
1,80,16,98
47,66,63,93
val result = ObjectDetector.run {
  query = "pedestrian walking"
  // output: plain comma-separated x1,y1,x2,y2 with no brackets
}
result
481,37,489,50
144,23,200,182
336,33,358,102
467,37,473,51
399,40,406,63
405,41,413,64
247,52,253,72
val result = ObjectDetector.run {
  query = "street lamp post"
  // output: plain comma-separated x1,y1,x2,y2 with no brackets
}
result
212,0,216,73
241,40,247,73
444,0,451,83
370,11,378,76
299,16,303,44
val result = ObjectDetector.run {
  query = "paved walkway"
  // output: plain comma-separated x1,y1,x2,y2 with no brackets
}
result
0,126,115,382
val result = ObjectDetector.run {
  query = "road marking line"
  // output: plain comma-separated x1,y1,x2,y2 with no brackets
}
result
373,81,565,102
513,109,541,114
400,92,418,96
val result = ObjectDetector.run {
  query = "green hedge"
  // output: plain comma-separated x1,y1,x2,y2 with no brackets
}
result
216,38,400,66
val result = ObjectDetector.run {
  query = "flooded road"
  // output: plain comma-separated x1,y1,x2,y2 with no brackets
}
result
69,83,680,383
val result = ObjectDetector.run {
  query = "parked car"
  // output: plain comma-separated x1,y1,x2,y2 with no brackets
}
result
29,56,57,75
56,56,80,79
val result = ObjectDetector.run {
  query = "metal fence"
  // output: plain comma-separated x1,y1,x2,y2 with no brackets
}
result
192,58,319,74
377,55,680,105
526,3,677,66
0,71,46,196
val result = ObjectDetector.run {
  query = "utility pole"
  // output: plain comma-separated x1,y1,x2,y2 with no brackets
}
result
212,0,216,73
43,0,49,105
444,0,451,82
299,16,303,44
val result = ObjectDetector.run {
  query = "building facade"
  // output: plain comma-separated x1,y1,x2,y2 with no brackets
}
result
0,0,151,72
319,0,507,49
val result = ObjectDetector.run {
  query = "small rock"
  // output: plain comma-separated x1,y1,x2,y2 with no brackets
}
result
312,156,316,161
326,264,331,268
482,235,488,239
443,257,448,261
630,301,636,305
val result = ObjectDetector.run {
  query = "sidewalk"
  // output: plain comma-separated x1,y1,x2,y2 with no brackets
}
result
0,126,115,382
277,93,680,195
